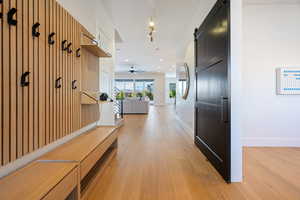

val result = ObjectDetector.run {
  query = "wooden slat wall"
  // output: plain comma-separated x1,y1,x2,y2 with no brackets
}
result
0,0,3,166
49,0,54,143
28,0,34,154
38,0,45,147
75,21,81,132
10,0,17,162
3,0,11,165
22,0,29,156
33,0,38,150
53,0,58,141
16,0,23,158
45,0,50,145
0,0,92,167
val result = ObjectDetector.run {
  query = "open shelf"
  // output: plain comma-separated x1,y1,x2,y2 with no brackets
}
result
81,92,98,105
81,91,109,105
81,44,112,58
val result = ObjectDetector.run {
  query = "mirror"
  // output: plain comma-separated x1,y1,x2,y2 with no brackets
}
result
177,63,190,100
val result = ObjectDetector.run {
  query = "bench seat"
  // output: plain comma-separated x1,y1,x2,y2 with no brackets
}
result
0,162,79,200
0,126,119,200
38,126,118,179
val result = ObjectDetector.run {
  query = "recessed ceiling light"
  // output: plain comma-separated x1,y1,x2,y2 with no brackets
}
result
125,59,129,62
160,58,163,62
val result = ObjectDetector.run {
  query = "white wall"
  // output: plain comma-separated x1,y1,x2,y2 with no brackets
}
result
175,42,195,137
57,0,98,35
242,2,300,147
115,73,166,106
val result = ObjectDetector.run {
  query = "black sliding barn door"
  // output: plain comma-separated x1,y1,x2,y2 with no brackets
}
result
194,0,231,182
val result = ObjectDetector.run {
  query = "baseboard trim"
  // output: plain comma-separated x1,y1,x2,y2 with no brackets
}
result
175,115,194,138
243,137,300,147
0,122,98,179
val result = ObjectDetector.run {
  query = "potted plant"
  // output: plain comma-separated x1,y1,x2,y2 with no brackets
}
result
136,92,143,100
145,91,154,101
116,91,125,100
169,90,176,98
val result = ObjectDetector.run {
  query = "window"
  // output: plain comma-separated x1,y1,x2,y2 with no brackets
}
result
115,79,154,93
135,81,144,92
115,79,134,92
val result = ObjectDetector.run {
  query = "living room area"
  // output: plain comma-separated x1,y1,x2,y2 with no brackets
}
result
114,72,177,115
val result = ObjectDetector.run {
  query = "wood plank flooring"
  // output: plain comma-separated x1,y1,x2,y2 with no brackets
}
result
85,106,300,200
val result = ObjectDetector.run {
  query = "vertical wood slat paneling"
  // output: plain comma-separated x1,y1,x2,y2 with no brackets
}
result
45,0,50,145
60,4,64,138
28,0,34,153
0,0,2,166
64,8,68,137
71,17,74,132
22,0,29,155
61,9,70,137
16,0,23,158
0,0,3,166
48,0,53,143
66,12,70,135
3,0,11,165
67,12,71,135
60,4,64,139
77,23,81,131
38,0,46,147
33,0,39,150
10,0,17,162
74,20,77,132
52,0,57,142
1,0,88,166
54,1,58,141
57,3,62,140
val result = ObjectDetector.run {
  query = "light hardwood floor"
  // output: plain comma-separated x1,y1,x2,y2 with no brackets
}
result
86,106,300,200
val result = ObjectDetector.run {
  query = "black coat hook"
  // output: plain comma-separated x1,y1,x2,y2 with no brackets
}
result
62,40,68,51
21,72,30,87
72,80,77,90
67,43,72,54
48,32,55,45
0,0,3,19
55,77,62,89
76,48,81,57
32,23,40,37
7,8,17,25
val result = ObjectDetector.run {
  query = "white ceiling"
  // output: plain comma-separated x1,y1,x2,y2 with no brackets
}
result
102,0,216,75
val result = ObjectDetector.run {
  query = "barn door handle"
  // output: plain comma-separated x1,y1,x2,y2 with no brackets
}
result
221,97,229,123
32,23,40,37
62,40,68,51
48,32,55,45
76,48,81,57
21,72,30,87
72,80,77,90
55,77,62,89
67,43,72,54
7,8,17,25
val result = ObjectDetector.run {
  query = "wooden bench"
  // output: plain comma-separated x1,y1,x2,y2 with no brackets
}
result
0,126,119,199
38,126,119,197
0,162,79,200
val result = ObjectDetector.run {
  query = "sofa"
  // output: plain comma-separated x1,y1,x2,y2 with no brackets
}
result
123,99,149,114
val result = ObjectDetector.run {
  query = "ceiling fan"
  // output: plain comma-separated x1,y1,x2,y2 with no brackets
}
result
128,66,145,74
